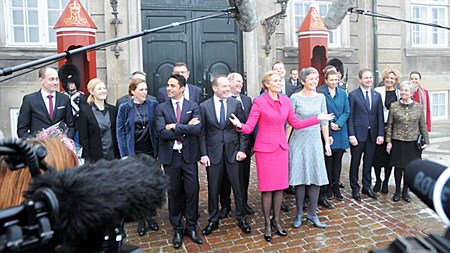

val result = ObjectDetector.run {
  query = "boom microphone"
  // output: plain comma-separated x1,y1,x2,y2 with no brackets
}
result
228,0,258,32
23,155,168,252
405,160,450,224
323,0,356,30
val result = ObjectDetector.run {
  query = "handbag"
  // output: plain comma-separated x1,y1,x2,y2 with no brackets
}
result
416,134,424,150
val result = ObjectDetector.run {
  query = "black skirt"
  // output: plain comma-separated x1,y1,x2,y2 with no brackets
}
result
389,139,422,168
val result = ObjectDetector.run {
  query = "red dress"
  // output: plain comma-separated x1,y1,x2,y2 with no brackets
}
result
238,93,319,192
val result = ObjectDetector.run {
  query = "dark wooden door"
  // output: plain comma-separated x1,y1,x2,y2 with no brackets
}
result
141,1,243,98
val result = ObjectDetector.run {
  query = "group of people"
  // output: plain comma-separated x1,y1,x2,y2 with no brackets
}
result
15,60,430,248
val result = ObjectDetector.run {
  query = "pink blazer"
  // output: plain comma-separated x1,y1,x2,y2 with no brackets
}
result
238,93,319,153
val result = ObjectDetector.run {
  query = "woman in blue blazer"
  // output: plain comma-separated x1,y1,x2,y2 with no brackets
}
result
116,77,159,236
318,70,350,200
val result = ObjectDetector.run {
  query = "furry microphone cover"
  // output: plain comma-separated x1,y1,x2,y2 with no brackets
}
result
25,155,168,253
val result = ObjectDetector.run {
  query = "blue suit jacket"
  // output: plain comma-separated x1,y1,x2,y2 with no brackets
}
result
155,99,201,164
116,98,158,158
318,86,350,150
348,87,384,142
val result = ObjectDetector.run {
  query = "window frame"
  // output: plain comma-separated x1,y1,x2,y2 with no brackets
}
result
410,0,449,47
430,90,449,120
285,0,349,48
3,0,77,48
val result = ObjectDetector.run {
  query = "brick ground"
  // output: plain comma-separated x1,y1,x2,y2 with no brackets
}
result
124,152,447,253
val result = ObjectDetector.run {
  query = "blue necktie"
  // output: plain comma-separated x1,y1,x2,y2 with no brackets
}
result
219,99,225,128
365,90,370,110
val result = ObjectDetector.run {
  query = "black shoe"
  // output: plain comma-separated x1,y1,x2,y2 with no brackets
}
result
186,230,203,244
270,219,287,236
402,192,411,202
334,190,344,201
352,192,361,201
362,189,379,200
201,222,219,235
137,220,146,236
246,205,254,215
218,206,231,220
326,190,334,200
339,182,345,188
281,202,290,212
147,218,159,231
318,196,334,209
381,182,389,194
373,181,381,192
173,231,183,249
238,220,251,234
392,192,401,202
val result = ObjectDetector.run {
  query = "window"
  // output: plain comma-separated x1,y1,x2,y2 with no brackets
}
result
411,1,448,47
430,91,448,120
5,0,70,47
294,0,340,46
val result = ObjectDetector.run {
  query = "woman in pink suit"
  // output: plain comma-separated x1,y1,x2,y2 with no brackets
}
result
230,70,333,242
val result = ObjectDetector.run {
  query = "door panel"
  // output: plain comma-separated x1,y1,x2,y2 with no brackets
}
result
141,3,242,99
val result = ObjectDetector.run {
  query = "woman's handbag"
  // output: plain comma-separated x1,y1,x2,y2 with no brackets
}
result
417,134,424,150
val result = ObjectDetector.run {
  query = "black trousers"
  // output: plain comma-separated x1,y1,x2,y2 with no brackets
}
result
324,149,346,186
349,133,376,193
219,154,251,209
207,150,246,223
164,151,199,233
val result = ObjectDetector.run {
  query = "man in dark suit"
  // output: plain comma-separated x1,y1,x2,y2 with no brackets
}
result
115,71,156,107
157,62,202,104
155,74,203,249
17,67,74,139
218,73,254,219
199,75,250,235
348,68,385,201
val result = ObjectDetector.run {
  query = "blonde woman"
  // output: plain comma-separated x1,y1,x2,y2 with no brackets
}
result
78,78,119,162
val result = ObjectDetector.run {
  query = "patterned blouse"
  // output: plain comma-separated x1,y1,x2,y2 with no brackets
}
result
385,100,429,144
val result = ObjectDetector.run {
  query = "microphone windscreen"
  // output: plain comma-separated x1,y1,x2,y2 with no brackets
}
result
26,155,168,252
323,0,355,30
405,160,450,217
228,0,258,32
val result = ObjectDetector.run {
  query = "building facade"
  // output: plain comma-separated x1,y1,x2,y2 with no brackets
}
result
0,0,449,137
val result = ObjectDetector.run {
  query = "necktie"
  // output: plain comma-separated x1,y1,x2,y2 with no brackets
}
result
47,95,54,120
365,90,370,110
219,99,225,128
176,101,181,144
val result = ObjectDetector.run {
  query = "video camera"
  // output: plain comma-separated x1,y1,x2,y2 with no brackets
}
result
0,138,167,253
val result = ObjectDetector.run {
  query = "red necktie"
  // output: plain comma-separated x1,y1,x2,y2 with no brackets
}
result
47,95,54,120
176,101,181,144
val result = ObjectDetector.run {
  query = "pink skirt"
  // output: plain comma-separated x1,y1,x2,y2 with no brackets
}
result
255,145,289,192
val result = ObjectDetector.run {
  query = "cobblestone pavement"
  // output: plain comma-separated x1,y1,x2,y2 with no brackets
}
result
125,120,450,252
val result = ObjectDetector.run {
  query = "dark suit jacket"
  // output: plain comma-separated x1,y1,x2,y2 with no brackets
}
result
199,97,248,165
116,98,159,158
235,94,254,154
157,84,202,104
17,90,74,139
348,87,385,142
155,99,201,164
78,103,119,162
115,94,156,107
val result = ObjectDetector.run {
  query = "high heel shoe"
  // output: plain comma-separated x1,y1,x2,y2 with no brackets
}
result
373,180,381,192
306,215,327,228
402,191,411,202
263,225,272,242
293,214,303,228
270,219,287,236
